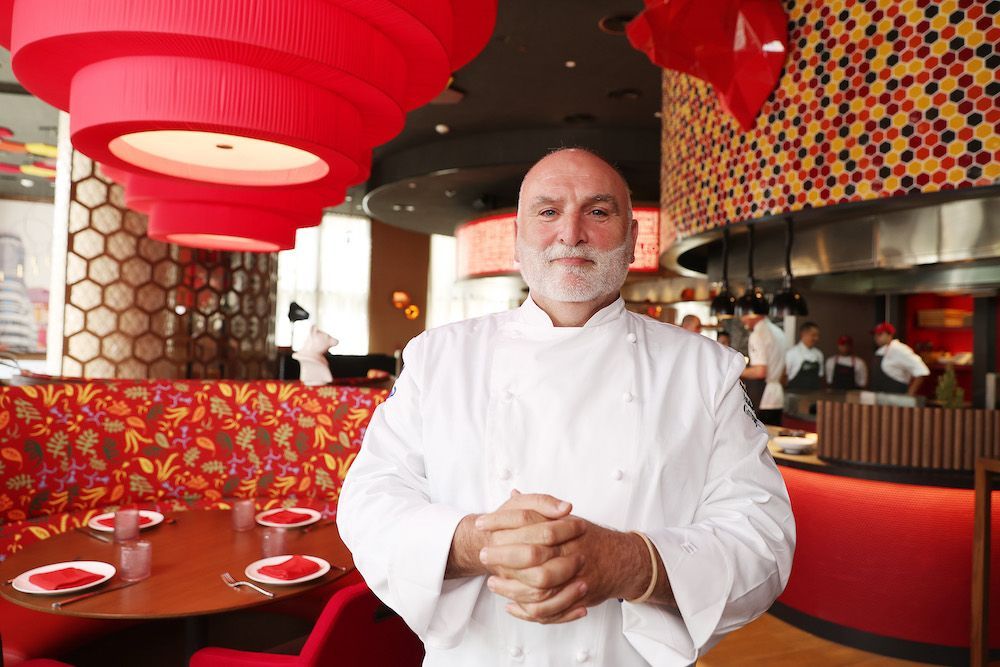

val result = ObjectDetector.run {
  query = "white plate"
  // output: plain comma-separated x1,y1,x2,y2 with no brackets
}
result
254,507,321,528
88,510,165,533
12,561,116,595
772,435,816,454
245,555,330,585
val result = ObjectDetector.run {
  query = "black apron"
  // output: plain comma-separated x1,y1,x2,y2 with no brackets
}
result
830,357,859,390
786,360,821,391
744,378,766,410
871,357,910,393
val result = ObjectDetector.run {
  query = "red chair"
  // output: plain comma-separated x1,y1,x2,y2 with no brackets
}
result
189,582,424,667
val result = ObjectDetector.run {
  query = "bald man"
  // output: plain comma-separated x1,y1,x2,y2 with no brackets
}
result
339,148,794,666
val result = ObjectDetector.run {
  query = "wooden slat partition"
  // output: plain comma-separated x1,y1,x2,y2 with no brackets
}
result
816,401,1000,471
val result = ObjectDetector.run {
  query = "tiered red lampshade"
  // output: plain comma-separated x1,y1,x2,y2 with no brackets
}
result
0,0,496,250
101,165,336,252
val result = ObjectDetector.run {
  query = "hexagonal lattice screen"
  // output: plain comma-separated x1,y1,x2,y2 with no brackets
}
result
62,152,278,379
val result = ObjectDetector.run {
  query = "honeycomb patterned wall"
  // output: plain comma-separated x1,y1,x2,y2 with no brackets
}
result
63,151,278,379
661,0,999,239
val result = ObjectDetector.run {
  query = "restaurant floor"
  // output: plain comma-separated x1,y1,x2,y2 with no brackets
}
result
58,611,990,665
702,614,972,666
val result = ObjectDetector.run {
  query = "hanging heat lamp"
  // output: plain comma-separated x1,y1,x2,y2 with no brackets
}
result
734,223,769,317
1,0,497,250
770,216,809,317
709,224,736,318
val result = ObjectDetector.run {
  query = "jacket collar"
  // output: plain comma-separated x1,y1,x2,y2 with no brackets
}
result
518,293,626,329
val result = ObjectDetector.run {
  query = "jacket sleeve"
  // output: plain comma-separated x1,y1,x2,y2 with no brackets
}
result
622,352,796,664
337,333,484,649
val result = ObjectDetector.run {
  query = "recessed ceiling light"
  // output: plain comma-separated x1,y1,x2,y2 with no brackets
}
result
444,189,457,198
608,88,642,101
653,111,663,118
435,124,450,134
344,195,352,202
598,14,635,35
407,182,417,189
19,178,34,188
392,204,402,211
565,60,577,68
404,205,416,212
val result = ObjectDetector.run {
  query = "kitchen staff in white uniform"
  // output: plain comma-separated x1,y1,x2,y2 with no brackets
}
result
785,321,824,392
825,335,868,390
740,311,789,426
871,322,929,395
338,149,795,666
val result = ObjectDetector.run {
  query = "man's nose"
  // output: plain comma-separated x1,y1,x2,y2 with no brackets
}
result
557,212,587,246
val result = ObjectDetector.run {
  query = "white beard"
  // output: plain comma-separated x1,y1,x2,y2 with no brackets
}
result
516,236,631,303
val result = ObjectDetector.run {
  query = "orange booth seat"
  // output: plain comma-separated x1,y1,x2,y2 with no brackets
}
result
775,463,1000,664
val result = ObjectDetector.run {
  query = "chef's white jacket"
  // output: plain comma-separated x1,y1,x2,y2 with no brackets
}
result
825,355,868,388
338,296,795,666
747,319,788,410
785,342,824,382
876,339,930,385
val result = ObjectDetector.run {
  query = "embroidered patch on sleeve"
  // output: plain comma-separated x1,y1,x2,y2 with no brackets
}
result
739,381,765,432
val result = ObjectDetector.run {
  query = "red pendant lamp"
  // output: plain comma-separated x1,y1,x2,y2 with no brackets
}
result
1,0,496,250
627,0,787,131
101,165,334,253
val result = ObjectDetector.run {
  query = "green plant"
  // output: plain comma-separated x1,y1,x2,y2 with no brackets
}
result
934,364,965,409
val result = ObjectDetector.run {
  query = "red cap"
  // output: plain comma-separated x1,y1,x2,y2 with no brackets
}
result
837,335,853,346
871,322,896,336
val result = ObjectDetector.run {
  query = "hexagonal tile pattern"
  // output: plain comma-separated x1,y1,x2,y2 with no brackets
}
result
104,283,135,311
70,280,102,311
85,306,118,337
62,152,278,380
75,177,108,209
119,308,151,337
661,0,999,237
72,229,105,260
67,331,100,363
122,257,153,287
106,231,137,262
137,284,167,313
88,256,120,286
153,260,181,289
91,204,122,235
101,332,132,363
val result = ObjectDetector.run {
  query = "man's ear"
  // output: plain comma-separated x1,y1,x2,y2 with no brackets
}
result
513,216,520,263
629,217,639,263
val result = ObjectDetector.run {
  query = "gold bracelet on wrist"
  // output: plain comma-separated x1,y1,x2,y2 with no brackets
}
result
626,531,658,604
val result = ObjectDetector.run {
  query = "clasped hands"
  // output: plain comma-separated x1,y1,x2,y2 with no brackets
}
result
456,490,649,625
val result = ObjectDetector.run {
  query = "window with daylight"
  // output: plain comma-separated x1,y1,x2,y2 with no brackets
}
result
276,212,371,354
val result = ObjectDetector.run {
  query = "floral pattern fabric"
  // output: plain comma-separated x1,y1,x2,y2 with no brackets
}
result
0,381,386,558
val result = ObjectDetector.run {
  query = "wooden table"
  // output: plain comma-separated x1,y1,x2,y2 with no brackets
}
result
0,510,354,620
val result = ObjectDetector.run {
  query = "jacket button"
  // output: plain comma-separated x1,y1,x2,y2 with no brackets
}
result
499,468,512,481
575,649,591,662
622,391,634,403
626,332,637,343
509,646,524,658
612,469,624,481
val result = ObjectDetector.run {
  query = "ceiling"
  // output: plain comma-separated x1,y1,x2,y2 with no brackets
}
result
0,1,663,232
0,50,60,200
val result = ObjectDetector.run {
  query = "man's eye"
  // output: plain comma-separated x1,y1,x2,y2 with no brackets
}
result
589,209,609,217
539,209,557,217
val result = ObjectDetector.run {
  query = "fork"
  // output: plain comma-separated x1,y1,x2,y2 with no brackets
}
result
221,572,274,598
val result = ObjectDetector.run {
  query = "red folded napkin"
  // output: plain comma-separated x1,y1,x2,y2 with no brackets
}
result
258,555,321,580
95,515,155,528
29,567,103,591
262,509,312,525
